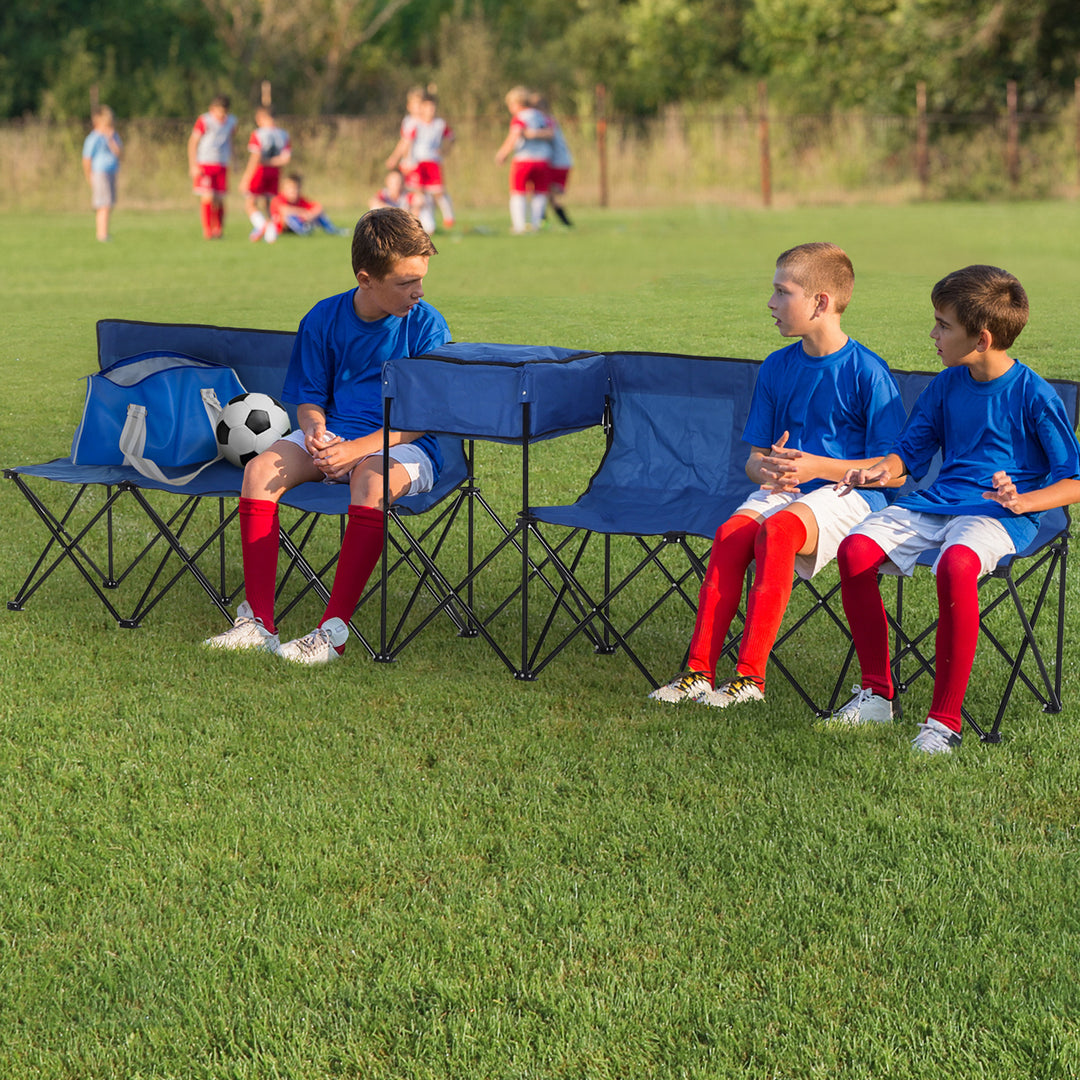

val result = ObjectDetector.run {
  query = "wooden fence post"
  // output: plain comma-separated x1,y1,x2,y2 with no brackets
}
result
916,81,929,196
596,83,609,208
1006,80,1019,188
757,80,771,208
261,81,273,108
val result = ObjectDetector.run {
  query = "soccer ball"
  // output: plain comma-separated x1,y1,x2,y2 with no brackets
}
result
215,393,292,467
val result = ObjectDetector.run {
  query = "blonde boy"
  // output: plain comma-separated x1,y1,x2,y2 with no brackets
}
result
651,243,906,709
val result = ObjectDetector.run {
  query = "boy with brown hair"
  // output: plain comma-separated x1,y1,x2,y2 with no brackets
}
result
833,264,1080,753
650,242,906,709
203,208,452,662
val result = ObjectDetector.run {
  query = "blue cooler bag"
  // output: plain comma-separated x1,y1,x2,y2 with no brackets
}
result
71,351,246,484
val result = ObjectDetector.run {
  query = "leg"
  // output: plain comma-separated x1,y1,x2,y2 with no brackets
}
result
95,205,111,242
735,507,811,686
238,438,324,632
837,532,894,698
317,455,417,634
928,544,982,734
686,514,761,679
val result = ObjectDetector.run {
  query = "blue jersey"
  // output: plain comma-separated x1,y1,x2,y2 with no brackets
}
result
82,130,121,173
282,291,452,475
742,337,906,510
894,361,1080,549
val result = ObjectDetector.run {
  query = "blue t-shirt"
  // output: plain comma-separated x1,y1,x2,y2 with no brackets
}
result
281,290,452,475
82,130,122,173
894,361,1080,548
742,337,906,511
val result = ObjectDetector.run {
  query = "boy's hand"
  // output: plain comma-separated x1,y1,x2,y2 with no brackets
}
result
305,424,341,460
836,462,891,495
983,470,1027,514
313,437,362,481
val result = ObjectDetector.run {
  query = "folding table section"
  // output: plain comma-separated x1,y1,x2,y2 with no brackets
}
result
381,343,609,678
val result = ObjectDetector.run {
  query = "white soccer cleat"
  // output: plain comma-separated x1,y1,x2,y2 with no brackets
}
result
648,671,713,704
912,717,962,755
203,600,279,652
827,686,894,726
696,674,765,709
277,617,349,664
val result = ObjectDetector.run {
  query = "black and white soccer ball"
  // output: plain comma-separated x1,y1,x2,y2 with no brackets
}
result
215,393,292,467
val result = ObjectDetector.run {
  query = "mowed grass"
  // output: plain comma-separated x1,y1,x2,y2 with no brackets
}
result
3,202,1080,1078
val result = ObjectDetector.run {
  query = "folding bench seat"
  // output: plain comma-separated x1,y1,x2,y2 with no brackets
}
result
527,350,855,707
825,370,1079,742
6,319,470,653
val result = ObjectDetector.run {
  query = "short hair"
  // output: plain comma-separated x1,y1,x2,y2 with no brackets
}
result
775,242,855,314
352,208,437,278
930,265,1029,349
211,94,231,110
505,85,530,109
91,104,113,122
283,172,302,185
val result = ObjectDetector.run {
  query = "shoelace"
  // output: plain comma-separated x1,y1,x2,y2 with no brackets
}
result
292,627,334,658
719,675,759,698
673,671,708,693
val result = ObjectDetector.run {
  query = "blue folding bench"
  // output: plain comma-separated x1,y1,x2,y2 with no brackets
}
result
527,350,855,705
5,318,470,655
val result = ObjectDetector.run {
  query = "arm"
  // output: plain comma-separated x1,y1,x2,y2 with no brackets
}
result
836,453,909,495
295,197,324,222
106,131,122,160
749,433,906,493
187,127,202,178
494,127,519,165
238,149,258,192
302,408,423,477
82,155,93,184
983,473,1080,515
385,135,411,170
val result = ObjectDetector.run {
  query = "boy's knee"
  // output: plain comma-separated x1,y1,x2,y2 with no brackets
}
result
837,532,885,576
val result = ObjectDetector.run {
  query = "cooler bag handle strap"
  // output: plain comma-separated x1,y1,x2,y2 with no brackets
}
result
118,387,226,485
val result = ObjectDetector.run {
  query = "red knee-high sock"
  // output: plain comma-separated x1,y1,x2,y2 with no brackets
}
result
929,545,981,734
214,200,225,234
687,514,761,679
736,510,808,686
837,532,894,699
200,201,214,238
239,496,279,633
320,505,386,645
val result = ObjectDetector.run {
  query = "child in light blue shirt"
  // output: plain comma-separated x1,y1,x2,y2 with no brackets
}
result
81,105,122,242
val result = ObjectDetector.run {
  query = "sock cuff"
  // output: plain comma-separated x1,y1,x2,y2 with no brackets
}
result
239,496,278,518
348,504,386,526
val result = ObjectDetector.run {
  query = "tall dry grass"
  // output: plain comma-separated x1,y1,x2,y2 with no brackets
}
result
5,107,1079,216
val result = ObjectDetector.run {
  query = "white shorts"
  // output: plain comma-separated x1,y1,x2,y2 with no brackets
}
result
846,505,1016,577
281,429,435,495
734,485,874,580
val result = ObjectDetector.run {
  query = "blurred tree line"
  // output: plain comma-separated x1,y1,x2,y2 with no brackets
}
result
4,0,1079,121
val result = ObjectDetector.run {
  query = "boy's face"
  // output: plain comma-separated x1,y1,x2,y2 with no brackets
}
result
355,255,429,321
768,271,818,338
419,99,437,121
931,304,982,368
210,104,227,121
281,180,300,202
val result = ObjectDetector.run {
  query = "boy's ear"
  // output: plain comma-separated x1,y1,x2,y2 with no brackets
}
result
813,291,832,317
975,327,994,353
356,269,371,290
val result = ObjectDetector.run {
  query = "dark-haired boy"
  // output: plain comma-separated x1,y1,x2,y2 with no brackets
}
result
833,265,1080,753
650,242,906,710
204,208,451,662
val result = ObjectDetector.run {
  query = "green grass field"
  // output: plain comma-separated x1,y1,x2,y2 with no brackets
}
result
4,202,1080,1079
